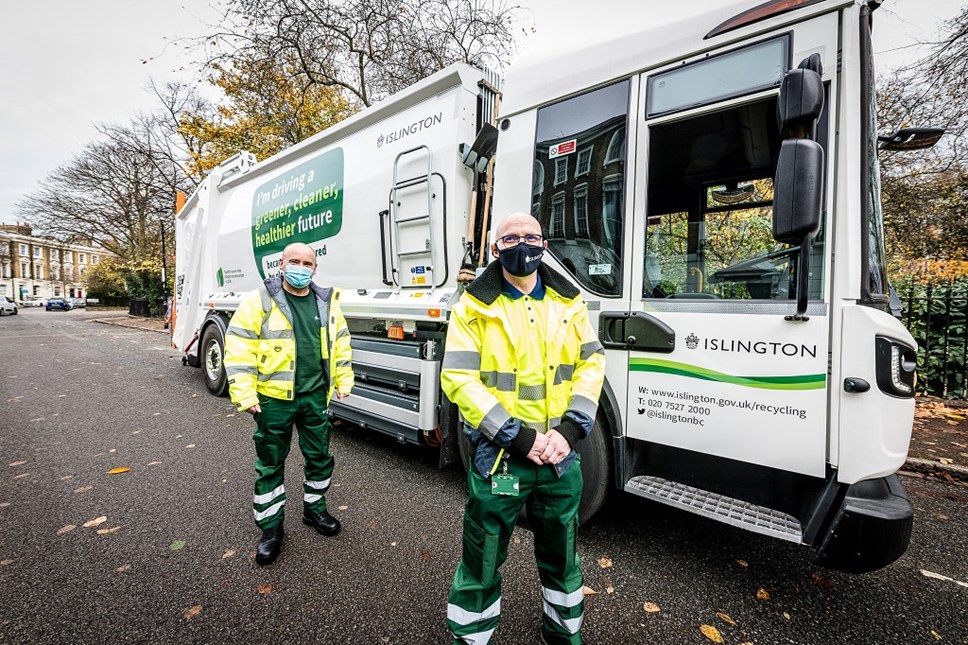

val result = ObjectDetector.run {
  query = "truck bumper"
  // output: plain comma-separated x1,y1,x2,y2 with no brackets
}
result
814,474,913,573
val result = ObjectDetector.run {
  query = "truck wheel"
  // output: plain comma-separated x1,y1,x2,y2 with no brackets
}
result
201,323,228,396
576,415,613,524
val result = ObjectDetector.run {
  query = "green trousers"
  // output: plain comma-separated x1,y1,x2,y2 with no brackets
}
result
251,390,334,530
447,453,584,645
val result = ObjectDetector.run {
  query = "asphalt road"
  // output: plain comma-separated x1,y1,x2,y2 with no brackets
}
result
1,308,966,644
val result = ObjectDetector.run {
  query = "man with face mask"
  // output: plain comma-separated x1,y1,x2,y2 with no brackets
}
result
442,213,606,644
223,242,354,565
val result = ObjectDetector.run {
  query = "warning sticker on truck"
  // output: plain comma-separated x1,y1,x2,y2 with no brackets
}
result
251,148,344,278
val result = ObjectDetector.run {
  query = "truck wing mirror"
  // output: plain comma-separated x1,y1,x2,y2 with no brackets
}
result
774,139,823,321
777,67,824,137
878,127,944,151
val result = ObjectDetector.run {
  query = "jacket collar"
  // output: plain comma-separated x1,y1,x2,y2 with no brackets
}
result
466,260,579,306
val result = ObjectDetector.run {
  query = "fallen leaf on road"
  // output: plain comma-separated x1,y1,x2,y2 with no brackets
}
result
83,516,108,528
337,505,348,511
810,572,835,591
30,418,44,422
148,461,161,466
257,582,275,594
934,514,949,521
97,527,121,535
390,541,398,547
218,578,234,587
222,549,236,559
13,473,29,480
699,625,724,643
73,486,93,493
116,564,132,573
583,586,598,596
132,430,141,434
183,605,203,620
420,550,431,562
8,461,26,467
186,444,196,449
108,449,116,453
366,520,381,529
1,560,13,566
643,602,660,613
59,476,73,481
736,559,749,568
938,458,953,465
57,525,77,535
716,612,736,626
107,467,130,475
153,413,161,416
512,536,521,544
0,503,10,508
170,540,187,551
931,630,943,640
783,611,791,620
597,556,613,569
756,587,770,600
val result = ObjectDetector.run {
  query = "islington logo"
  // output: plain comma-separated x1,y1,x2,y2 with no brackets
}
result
378,112,444,147
686,333,818,358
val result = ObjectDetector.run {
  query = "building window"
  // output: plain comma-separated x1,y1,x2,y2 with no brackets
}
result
549,193,566,238
54,287,61,296
33,286,40,296
576,147,592,177
92,255,99,264
33,247,42,258
574,185,589,238
605,128,626,165
79,253,86,264
19,244,27,256
602,175,624,248
36,266,44,281
554,157,568,186
80,267,87,276
21,262,28,278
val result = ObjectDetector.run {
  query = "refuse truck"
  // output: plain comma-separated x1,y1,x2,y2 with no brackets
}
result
173,0,941,572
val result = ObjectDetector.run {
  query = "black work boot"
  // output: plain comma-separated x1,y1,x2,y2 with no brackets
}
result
303,510,341,536
255,524,283,565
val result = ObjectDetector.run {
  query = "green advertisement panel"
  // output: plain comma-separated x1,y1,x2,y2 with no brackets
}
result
251,148,344,278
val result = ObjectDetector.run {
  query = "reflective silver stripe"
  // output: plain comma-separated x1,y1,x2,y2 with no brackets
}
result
447,598,501,626
336,360,352,368
521,417,559,432
336,328,350,339
253,500,285,521
226,365,258,377
554,364,575,385
518,383,546,401
442,351,482,370
226,324,258,339
454,628,496,645
305,478,331,490
580,340,605,360
257,285,272,314
569,395,598,419
481,370,516,392
479,403,511,440
253,484,285,505
542,586,584,608
259,370,294,383
542,600,583,634
263,328,294,340
304,493,323,504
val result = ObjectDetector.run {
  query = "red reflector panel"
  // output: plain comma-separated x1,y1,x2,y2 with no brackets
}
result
706,0,825,39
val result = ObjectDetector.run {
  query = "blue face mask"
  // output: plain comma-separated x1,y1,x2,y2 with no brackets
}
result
283,265,314,289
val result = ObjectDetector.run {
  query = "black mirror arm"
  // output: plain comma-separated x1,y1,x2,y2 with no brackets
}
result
787,240,812,322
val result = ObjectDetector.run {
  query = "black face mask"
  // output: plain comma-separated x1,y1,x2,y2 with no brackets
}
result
498,243,544,277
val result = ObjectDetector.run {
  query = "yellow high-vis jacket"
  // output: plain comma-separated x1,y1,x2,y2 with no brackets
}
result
441,261,606,476
224,275,354,411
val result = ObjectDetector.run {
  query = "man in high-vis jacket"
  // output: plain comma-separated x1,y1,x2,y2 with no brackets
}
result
224,242,354,565
442,213,606,644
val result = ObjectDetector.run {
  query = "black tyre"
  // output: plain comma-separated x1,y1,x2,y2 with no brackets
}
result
575,415,613,524
200,322,228,396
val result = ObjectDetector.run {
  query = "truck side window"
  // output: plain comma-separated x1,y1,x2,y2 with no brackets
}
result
533,80,630,297
644,97,826,302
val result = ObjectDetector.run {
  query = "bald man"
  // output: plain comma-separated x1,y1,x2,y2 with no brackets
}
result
441,213,606,644
224,242,354,565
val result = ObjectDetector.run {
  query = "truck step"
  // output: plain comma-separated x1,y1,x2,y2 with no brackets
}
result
624,476,803,543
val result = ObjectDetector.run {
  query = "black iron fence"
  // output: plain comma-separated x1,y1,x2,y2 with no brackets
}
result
900,279,968,400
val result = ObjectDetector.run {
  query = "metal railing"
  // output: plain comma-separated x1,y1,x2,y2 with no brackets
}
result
901,281,968,399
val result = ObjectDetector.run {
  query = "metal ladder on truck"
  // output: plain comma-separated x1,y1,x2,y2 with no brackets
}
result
388,145,439,292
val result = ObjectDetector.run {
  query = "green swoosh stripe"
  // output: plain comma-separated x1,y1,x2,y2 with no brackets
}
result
630,358,826,390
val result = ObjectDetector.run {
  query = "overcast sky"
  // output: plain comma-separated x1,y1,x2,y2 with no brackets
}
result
0,0,962,225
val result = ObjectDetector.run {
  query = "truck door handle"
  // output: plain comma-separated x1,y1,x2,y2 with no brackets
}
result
843,377,870,393
599,312,675,352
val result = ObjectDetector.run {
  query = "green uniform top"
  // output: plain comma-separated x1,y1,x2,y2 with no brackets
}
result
284,290,328,395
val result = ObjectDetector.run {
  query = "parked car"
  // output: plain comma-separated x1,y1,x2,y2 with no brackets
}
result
0,296,16,316
46,298,73,311
21,296,44,307
71,298,87,308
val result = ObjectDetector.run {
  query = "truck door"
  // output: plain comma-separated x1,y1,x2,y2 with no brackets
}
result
612,26,838,478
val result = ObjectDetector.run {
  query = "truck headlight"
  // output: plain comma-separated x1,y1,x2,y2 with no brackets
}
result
875,337,917,398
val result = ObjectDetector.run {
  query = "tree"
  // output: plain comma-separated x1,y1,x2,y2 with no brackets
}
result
83,256,128,299
178,52,356,177
15,118,176,262
204,0,522,108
